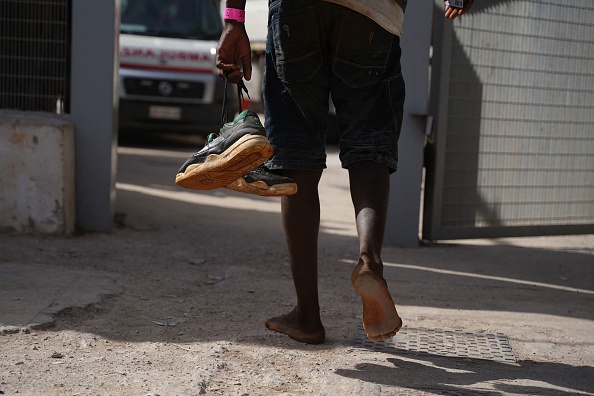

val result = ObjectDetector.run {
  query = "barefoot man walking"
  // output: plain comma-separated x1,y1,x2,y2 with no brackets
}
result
216,0,474,344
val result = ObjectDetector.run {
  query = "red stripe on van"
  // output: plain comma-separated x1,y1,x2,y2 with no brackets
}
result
120,63,213,74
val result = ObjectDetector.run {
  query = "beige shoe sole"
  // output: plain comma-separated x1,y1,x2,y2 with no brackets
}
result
225,178,298,197
175,134,273,190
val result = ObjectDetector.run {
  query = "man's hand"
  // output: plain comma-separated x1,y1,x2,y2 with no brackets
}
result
444,0,474,20
216,20,252,83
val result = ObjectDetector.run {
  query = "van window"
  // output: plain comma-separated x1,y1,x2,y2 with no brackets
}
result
121,0,222,40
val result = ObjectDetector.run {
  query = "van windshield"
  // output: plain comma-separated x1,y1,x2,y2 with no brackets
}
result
120,0,223,40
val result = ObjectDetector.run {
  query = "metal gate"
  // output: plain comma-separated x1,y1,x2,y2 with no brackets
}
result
0,0,71,114
423,0,594,240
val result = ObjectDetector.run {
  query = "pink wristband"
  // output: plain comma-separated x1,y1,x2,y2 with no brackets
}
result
224,8,245,23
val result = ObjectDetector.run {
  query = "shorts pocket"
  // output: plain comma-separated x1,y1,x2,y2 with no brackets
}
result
334,13,393,88
271,7,322,83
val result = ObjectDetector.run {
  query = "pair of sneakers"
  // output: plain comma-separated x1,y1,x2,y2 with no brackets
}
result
175,110,297,196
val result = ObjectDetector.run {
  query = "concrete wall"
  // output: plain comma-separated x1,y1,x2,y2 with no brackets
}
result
0,110,75,235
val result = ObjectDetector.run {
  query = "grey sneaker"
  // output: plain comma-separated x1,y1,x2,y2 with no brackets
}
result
175,111,273,190
225,165,298,196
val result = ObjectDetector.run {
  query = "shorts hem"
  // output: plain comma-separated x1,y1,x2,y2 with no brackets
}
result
341,158,398,174
266,159,327,171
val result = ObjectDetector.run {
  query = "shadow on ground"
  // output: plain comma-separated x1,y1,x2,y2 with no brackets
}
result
336,351,594,395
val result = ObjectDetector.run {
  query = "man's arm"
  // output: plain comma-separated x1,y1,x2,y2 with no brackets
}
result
444,0,474,20
216,0,252,83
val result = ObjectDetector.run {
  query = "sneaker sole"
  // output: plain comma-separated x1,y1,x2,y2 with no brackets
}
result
175,135,273,190
225,178,298,197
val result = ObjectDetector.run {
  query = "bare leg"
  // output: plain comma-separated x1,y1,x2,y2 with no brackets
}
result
265,169,326,344
348,161,402,341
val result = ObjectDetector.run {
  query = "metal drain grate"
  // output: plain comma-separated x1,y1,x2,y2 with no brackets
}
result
350,324,516,363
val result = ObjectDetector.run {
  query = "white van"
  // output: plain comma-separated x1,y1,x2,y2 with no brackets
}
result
118,0,238,136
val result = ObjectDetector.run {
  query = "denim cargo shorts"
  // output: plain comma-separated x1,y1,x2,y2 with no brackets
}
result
263,0,405,173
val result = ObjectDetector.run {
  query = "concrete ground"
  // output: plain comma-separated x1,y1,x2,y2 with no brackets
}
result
1,138,593,395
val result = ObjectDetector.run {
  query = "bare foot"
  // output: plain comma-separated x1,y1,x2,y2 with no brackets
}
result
352,261,402,342
265,309,326,344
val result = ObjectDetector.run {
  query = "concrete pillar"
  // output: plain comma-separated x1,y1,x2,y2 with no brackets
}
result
385,1,434,247
70,0,120,232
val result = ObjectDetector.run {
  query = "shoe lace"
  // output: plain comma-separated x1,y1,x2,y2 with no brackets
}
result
206,133,218,144
220,78,250,128
193,79,250,156
192,132,219,156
